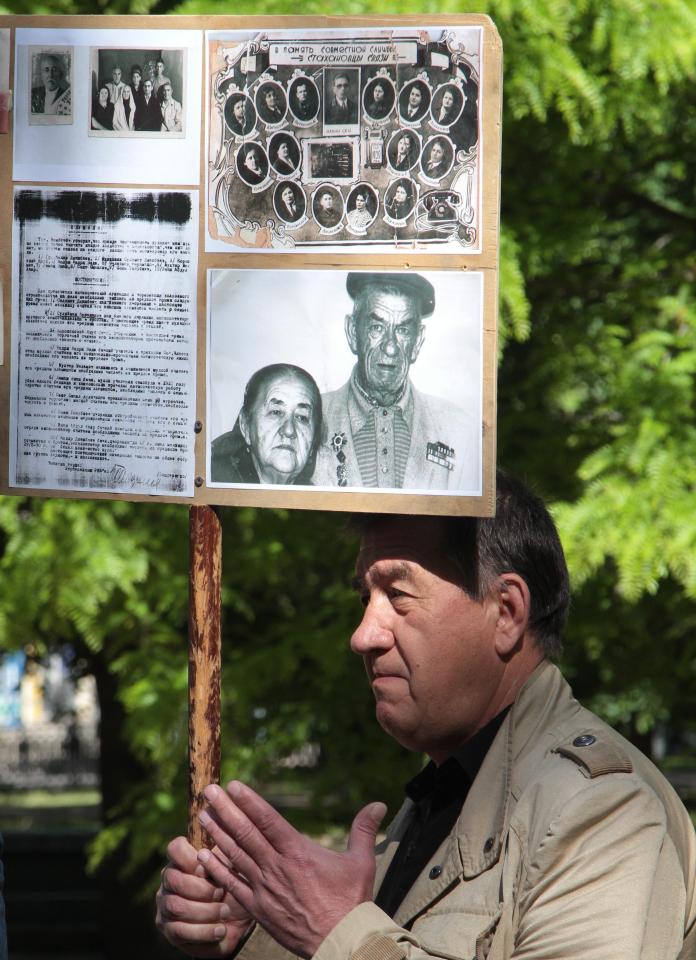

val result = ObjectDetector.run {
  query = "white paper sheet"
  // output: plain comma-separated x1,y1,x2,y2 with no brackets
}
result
13,28,201,184
10,186,199,497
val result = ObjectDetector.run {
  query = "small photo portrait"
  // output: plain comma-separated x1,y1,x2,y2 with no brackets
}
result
256,81,287,125
399,78,431,124
236,141,269,186
224,92,256,137
345,184,378,233
387,129,420,173
306,138,357,182
288,75,320,123
421,136,455,181
90,48,185,137
312,185,344,229
273,181,306,224
384,178,417,221
323,68,360,126
268,132,301,177
29,47,72,125
431,83,465,128
362,75,395,121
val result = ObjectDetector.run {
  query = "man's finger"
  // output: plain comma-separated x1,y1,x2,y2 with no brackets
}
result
347,802,387,859
158,893,231,925
198,807,260,882
202,783,283,860
198,849,255,916
225,780,298,852
161,865,225,903
161,919,230,948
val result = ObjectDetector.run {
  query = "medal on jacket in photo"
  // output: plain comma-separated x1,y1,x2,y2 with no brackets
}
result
331,432,348,486
426,441,455,470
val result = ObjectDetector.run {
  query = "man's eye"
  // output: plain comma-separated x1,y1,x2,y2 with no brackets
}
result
368,323,384,337
296,413,310,425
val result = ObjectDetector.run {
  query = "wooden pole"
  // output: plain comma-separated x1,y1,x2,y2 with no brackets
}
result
188,504,222,849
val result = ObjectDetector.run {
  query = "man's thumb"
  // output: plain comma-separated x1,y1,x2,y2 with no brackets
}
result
347,802,388,856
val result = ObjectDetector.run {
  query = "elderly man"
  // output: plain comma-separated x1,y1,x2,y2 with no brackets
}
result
31,53,71,116
160,81,183,132
156,474,696,959
312,273,478,490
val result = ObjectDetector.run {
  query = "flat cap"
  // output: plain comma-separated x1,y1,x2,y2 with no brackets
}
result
346,272,435,318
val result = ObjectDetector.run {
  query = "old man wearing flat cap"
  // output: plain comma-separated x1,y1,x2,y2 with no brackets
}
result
312,272,479,490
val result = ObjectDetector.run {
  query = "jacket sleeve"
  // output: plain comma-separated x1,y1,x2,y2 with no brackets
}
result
510,777,687,959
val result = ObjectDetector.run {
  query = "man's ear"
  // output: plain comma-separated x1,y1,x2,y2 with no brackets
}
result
493,574,531,657
409,324,426,364
345,312,359,356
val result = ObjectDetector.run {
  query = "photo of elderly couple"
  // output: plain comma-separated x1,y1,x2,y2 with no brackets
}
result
207,270,483,495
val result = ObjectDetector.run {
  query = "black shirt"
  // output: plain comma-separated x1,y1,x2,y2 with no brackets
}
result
375,708,510,919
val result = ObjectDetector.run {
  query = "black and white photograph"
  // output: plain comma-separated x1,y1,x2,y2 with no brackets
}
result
362,74,395,122
345,183,378,234
206,26,485,254
288,74,320,124
89,47,185,137
304,137,358,183
384,178,417,222
386,128,421,173
268,131,301,177
311,184,344,229
224,91,256,137
398,78,431,124
430,82,465,128
420,136,455,181
235,141,270,187
29,46,72,125
255,80,287,126
323,68,360,127
273,181,306,224
207,269,483,495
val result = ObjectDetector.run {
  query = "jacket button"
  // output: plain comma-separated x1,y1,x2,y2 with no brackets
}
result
573,734,596,747
428,865,442,879
484,837,495,853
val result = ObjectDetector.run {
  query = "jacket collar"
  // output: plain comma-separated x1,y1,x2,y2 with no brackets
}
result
377,661,574,926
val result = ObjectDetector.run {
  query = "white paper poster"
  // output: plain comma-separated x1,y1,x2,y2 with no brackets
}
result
11,186,199,497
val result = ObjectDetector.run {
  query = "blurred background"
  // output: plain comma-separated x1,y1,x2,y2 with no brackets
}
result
1,0,695,957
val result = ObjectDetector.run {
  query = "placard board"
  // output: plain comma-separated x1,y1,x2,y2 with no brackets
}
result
0,15,502,516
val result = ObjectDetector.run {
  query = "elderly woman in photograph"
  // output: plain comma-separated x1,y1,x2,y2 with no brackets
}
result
112,83,135,131
91,85,114,130
211,364,322,485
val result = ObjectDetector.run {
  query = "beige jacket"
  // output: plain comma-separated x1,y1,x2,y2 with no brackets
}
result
239,662,696,960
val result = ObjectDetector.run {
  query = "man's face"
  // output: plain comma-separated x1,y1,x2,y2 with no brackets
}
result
333,76,349,101
347,287,424,404
241,374,316,482
156,61,165,75
296,83,308,103
233,99,245,122
265,89,278,110
281,186,294,207
442,90,454,111
352,517,504,761
143,79,153,97
408,86,422,108
319,193,334,211
373,83,385,103
112,67,122,84
41,58,62,90
162,83,172,101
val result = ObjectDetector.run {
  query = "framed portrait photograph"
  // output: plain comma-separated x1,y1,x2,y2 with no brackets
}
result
89,47,186,137
29,46,72,125
207,268,487,502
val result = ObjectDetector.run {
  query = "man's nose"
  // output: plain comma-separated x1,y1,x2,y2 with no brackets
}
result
350,601,394,655
381,329,398,357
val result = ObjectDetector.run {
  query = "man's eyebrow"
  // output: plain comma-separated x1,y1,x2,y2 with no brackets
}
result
352,561,414,593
